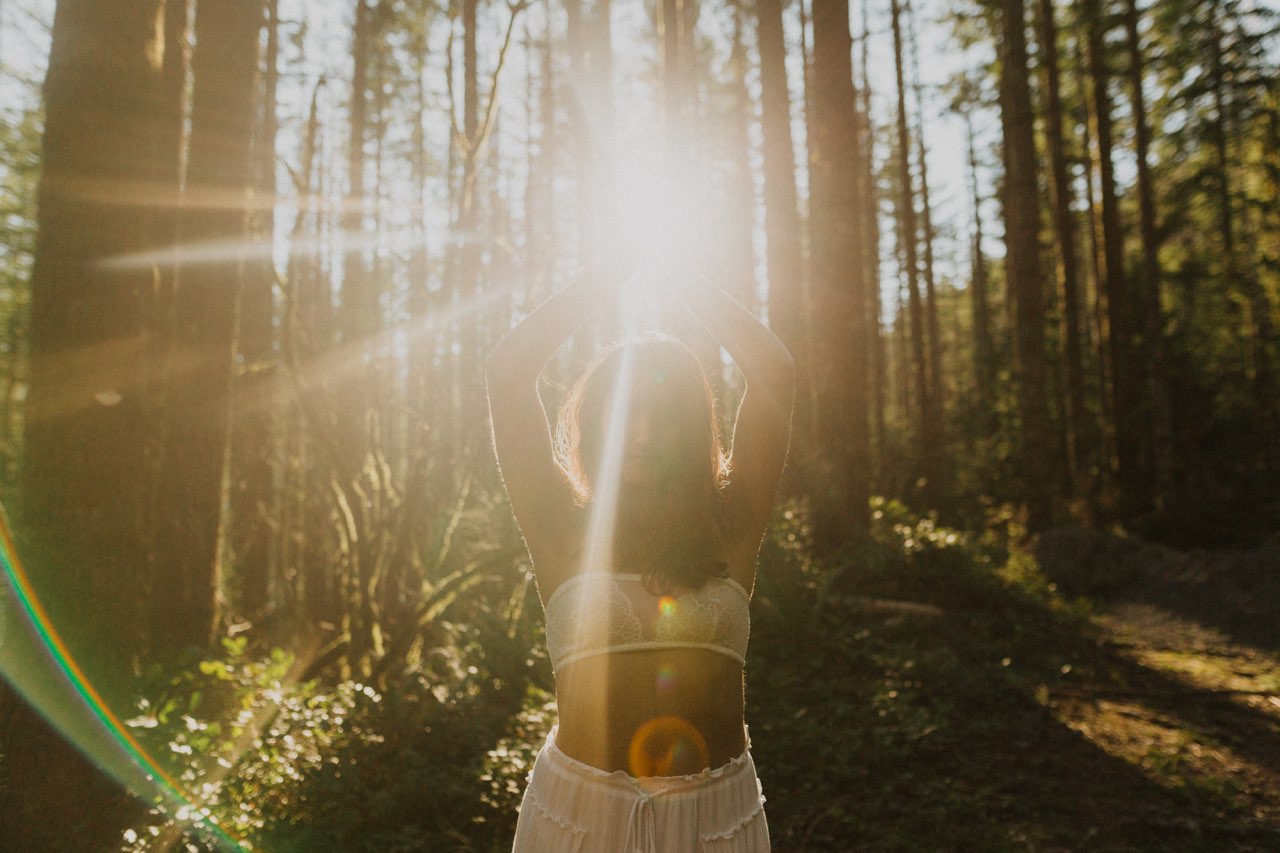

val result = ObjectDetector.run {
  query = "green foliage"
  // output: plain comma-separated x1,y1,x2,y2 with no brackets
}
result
123,571,550,851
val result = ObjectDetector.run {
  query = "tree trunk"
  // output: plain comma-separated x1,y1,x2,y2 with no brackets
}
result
1084,0,1149,517
865,158,887,486
1036,0,1092,508
232,0,279,623
906,4,947,427
155,0,265,649
998,0,1054,528
1122,0,1173,507
809,0,870,549
890,0,939,509
859,1,886,480
756,0,809,441
23,0,175,670
723,2,758,314
907,3,948,507
1074,32,1115,500
12,0,179,844
964,108,996,435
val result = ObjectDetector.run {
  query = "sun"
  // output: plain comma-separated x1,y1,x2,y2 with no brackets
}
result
597,128,718,320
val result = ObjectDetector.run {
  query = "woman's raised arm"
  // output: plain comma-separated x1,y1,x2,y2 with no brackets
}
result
678,276,796,568
486,269,618,565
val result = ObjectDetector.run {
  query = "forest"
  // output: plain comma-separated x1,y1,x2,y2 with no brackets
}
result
0,0,1278,849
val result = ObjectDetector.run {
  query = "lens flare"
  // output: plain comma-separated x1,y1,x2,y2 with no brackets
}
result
658,595,677,617
0,503,248,850
655,664,677,691
627,715,709,779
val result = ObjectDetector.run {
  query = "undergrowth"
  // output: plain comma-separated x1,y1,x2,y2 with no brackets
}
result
122,499,1279,851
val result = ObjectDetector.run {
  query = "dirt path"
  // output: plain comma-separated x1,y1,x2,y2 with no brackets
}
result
750,525,1280,851
1044,601,1280,847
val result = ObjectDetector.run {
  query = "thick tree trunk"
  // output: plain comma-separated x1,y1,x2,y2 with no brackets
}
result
155,0,265,649
998,0,1054,528
809,0,870,548
12,1,179,845
23,0,172,671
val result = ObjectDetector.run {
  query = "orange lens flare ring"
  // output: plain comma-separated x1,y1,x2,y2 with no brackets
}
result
627,714,709,779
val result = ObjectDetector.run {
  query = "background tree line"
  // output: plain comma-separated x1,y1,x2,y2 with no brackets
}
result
0,0,1276,847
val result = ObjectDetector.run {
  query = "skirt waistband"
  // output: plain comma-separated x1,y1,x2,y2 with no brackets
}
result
541,725,756,798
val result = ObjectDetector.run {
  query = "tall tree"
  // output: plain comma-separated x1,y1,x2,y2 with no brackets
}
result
1035,0,1092,504
154,0,266,648
998,0,1054,527
756,0,808,439
12,1,181,845
232,0,281,623
809,0,870,547
858,1,886,476
23,0,174,671
721,1,758,314
907,1,945,424
1084,0,1149,516
890,0,940,508
961,102,996,434
1123,0,1173,506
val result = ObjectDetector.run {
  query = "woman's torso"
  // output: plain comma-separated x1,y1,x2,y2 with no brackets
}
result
554,647,747,774
537,555,753,776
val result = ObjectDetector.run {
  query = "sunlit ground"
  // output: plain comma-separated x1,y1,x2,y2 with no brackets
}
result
1043,603,1280,818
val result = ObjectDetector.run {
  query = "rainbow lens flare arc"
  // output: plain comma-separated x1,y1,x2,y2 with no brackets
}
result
0,503,250,851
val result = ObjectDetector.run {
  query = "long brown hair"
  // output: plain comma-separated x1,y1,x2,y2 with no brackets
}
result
554,335,731,591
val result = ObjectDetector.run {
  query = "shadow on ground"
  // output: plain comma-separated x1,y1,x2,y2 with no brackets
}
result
746,520,1280,852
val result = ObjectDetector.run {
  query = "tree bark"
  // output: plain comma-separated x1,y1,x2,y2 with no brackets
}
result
890,0,940,509
998,0,1054,528
232,0,279,623
155,0,265,649
963,108,996,433
23,0,174,669
12,0,180,844
809,0,871,548
1122,0,1174,507
1036,0,1092,506
756,0,809,440
859,1,886,480
1084,0,1149,517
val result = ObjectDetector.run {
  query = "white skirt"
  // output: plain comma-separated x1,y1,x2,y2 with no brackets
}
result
512,725,770,852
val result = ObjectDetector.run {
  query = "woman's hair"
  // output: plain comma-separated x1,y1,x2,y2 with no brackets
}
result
554,334,731,591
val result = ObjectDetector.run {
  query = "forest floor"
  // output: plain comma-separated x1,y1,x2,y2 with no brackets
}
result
749,518,1280,852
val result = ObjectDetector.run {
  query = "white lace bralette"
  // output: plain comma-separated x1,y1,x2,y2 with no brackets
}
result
543,571,751,674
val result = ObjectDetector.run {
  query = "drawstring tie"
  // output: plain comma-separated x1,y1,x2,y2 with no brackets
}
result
624,788,657,853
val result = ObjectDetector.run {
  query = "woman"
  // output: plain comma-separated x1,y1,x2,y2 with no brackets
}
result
487,265,794,852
